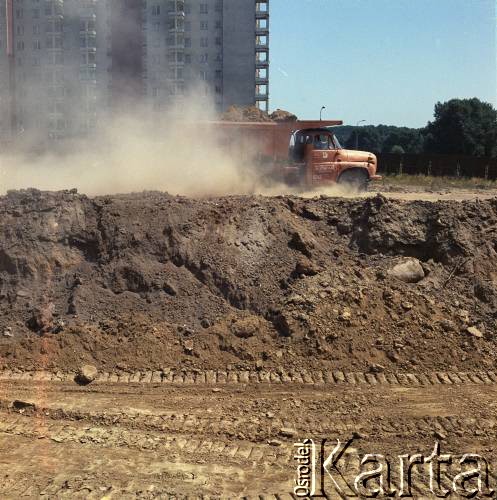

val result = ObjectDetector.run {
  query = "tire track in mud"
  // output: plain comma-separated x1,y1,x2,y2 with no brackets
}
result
1,369,496,386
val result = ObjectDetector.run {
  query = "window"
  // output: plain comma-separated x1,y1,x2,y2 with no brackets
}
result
200,3,208,14
33,39,41,49
200,37,208,47
215,70,222,79
184,21,191,31
16,40,24,50
16,25,24,35
184,37,191,48
33,24,40,35
200,21,208,30
185,53,191,64
199,53,208,63
33,8,40,19
152,5,160,16
215,37,221,46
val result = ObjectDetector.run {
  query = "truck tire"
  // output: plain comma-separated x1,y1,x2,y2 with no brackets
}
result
338,169,369,192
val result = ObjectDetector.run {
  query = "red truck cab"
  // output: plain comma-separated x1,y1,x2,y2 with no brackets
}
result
284,127,380,191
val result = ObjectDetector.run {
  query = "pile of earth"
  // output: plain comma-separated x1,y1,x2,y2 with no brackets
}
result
221,105,297,123
0,189,496,374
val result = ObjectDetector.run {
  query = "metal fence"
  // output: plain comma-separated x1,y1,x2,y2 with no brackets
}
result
376,153,497,180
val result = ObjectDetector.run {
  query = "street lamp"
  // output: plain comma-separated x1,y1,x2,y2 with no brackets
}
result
320,106,326,121
355,119,366,149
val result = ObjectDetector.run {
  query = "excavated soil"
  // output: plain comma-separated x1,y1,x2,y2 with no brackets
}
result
1,189,497,374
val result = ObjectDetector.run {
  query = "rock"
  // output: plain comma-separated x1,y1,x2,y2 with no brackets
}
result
388,259,425,284
295,258,320,277
183,339,194,354
200,318,211,329
466,326,483,338
369,363,385,373
439,319,456,332
163,282,178,296
27,302,55,334
387,351,400,363
268,439,283,446
76,364,98,385
401,301,414,311
231,317,258,339
3,327,13,338
266,411,275,419
52,319,65,334
10,400,36,411
339,308,352,321
279,427,297,438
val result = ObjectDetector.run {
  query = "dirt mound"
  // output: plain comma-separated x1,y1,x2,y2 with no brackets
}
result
269,109,298,122
1,189,497,374
220,105,272,122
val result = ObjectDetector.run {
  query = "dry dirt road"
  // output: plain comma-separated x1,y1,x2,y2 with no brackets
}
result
299,185,497,203
1,370,497,498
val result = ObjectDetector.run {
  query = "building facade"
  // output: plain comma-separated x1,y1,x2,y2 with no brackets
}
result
0,0,269,142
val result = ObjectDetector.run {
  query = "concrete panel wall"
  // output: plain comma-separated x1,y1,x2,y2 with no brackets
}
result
222,0,256,109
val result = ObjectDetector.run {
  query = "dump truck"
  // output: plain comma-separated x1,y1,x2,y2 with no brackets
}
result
212,120,381,191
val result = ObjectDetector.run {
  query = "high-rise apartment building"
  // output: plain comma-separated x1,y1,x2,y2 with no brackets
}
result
0,0,269,143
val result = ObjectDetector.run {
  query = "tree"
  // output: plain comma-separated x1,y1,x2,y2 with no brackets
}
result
389,145,405,154
382,128,424,154
344,126,382,152
424,98,497,157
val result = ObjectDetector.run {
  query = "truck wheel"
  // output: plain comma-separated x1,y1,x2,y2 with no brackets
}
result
338,169,369,192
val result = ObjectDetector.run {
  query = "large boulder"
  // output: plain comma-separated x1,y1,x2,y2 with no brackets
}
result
76,364,98,385
388,259,425,284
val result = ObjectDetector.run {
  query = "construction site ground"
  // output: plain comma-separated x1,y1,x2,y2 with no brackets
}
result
1,184,497,497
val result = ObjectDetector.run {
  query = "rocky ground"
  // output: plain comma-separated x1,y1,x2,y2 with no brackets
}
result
0,189,496,375
1,189,497,497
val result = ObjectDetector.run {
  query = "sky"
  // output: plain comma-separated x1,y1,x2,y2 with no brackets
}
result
269,0,497,128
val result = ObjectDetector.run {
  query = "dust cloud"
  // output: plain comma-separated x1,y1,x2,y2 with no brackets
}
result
0,90,364,199
0,92,260,197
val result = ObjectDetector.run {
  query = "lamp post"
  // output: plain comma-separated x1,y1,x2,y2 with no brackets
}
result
320,106,326,121
355,119,366,149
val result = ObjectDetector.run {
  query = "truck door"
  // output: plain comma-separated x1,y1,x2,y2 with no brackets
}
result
309,133,340,185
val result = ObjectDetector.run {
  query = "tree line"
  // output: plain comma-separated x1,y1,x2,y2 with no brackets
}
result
334,98,497,157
